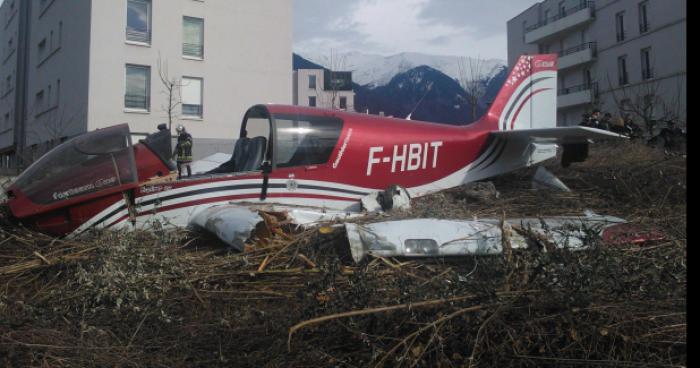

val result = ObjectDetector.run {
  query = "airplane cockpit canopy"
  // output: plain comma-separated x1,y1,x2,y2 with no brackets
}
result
209,105,345,174
11,124,138,205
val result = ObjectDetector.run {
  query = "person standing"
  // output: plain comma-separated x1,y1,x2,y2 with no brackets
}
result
173,125,193,179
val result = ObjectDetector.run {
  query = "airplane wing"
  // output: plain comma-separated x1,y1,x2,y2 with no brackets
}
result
462,127,627,184
491,126,627,144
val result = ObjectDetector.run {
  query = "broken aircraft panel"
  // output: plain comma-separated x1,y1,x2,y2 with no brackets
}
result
345,213,629,263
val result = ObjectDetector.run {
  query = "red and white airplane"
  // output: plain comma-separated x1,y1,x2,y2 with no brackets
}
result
3,55,621,240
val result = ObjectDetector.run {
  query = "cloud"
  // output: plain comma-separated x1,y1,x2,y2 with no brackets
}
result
294,0,538,60
417,0,538,38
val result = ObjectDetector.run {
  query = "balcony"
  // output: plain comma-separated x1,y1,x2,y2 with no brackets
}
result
557,82,597,109
525,1,595,44
558,42,596,70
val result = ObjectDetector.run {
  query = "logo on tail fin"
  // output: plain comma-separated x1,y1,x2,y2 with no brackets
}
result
479,54,558,132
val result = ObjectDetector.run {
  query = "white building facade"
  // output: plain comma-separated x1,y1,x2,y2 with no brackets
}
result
0,0,292,172
507,0,686,127
293,68,355,111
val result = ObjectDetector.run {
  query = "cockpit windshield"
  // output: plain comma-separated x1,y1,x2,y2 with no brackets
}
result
272,114,343,168
12,125,137,204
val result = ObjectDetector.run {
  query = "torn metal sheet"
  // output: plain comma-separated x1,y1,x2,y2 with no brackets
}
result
241,203,364,226
345,213,627,263
188,206,262,251
361,185,411,212
532,166,571,191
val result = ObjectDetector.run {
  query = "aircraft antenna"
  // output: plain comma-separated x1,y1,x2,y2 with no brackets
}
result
406,82,433,120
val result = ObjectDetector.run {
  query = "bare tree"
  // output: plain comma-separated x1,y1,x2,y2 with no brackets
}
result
21,105,82,168
457,56,486,122
317,49,350,110
604,73,675,135
157,54,183,132
659,75,686,125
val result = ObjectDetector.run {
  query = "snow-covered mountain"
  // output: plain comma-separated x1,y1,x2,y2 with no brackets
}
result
298,51,507,88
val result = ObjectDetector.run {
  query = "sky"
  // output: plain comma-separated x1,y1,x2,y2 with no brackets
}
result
294,0,538,60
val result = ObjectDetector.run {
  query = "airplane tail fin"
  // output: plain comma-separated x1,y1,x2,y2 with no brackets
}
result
475,54,558,131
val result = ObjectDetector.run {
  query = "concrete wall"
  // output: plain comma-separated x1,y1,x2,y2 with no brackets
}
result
88,0,292,159
593,0,686,124
24,0,92,151
508,0,686,126
0,0,20,153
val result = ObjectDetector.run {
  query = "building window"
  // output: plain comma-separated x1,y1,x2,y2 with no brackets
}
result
308,96,316,107
126,0,151,44
35,89,45,111
618,55,628,86
340,96,347,110
182,77,203,117
638,1,649,33
38,38,47,59
558,1,566,16
183,17,204,58
583,69,592,88
308,75,316,89
641,48,653,80
616,12,625,42
125,64,150,110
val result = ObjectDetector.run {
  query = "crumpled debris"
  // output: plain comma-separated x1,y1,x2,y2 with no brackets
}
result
457,182,500,202
361,185,411,212
345,212,637,262
189,206,262,251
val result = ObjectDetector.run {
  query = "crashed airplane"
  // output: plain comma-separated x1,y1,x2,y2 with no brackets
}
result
3,54,624,246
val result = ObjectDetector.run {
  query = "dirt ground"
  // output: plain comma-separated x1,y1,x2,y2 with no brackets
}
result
0,141,686,367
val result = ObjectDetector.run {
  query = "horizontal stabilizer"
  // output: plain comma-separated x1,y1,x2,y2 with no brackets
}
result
491,126,627,144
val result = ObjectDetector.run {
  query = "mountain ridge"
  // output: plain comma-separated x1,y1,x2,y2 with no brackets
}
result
293,53,508,125
298,51,506,88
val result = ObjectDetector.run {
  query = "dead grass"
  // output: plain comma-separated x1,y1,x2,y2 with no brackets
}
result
0,141,686,367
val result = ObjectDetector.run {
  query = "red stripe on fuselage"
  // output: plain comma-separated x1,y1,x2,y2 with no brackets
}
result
105,192,358,228
509,88,551,130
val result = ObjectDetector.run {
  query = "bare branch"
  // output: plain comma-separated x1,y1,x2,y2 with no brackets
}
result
157,53,183,131
457,56,487,122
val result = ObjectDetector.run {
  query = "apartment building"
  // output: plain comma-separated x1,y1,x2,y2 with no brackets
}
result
0,0,292,172
293,68,355,111
0,0,22,170
508,0,686,127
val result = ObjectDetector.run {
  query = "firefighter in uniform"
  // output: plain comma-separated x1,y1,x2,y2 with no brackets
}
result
173,125,193,179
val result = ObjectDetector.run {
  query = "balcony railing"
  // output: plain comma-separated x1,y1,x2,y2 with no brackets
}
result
182,104,203,117
558,82,598,97
125,94,150,110
559,42,597,57
126,29,151,44
642,67,654,80
525,1,595,32
183,43,204,58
